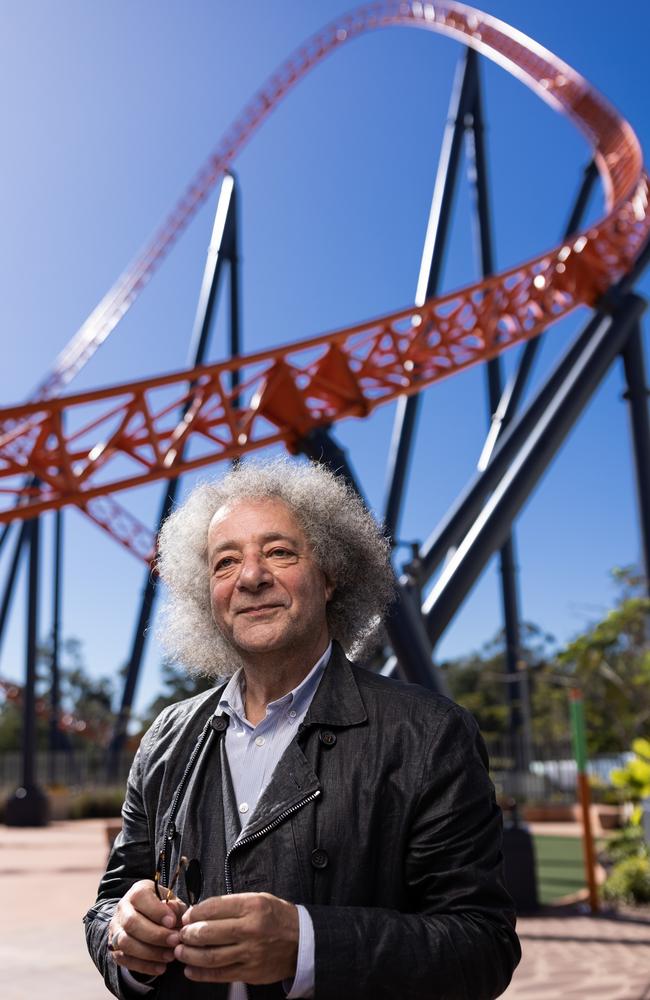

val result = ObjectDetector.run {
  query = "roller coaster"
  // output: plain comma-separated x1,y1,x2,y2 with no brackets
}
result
2,1,650,817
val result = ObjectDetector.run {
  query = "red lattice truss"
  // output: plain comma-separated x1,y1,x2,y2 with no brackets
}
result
1,1,649,563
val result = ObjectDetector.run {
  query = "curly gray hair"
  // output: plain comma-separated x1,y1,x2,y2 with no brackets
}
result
155,456,394,677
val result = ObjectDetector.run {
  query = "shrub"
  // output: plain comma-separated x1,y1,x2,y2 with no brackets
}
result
611,738,650,801
603,856,650,905
68,788,124,819
605,824,648,865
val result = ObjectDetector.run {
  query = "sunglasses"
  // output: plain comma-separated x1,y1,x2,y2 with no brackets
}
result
154,852,203,905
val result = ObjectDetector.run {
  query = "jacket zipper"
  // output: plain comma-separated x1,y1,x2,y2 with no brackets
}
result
224,789,321,894
161,721,214,887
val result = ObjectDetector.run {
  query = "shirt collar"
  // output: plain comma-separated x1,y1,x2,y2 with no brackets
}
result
217,642,332,727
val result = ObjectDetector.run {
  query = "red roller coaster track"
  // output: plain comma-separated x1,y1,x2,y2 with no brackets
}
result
1,1,649,561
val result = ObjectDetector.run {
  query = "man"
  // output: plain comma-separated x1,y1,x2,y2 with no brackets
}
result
85,457,520,999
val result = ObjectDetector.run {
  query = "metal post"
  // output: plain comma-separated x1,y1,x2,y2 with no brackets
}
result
0,521,29,654
0,521,13,558
301,426,449,696
465,55,530,769
479,160,599,471
423,294,646,645
621,323,650,591
383,49,478,541
4,514,49,825
417,305,622,584
228,178,241,403
569,688,599,913
108,175,240,772
48,508,65,785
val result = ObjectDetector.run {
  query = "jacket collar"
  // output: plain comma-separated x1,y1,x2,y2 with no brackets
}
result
301,641,367,729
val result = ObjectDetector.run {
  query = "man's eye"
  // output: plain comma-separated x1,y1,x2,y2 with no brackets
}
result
268,547,293,558
214,556,236,573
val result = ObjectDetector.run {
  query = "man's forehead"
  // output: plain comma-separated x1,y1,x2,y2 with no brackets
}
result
207,496,304,548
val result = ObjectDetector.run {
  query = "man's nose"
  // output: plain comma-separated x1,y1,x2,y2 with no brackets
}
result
236,553,273,590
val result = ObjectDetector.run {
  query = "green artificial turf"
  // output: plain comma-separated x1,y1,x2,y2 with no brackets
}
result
533,834,597,904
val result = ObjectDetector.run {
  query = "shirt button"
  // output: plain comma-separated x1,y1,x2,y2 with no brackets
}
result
239,802,249,814
255,736,265,747
289,710,297,718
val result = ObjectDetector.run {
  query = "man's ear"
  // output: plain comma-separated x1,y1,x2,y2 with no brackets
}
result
324,575,335,602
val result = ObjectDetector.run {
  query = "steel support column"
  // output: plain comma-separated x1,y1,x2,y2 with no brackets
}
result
424,293,647,645
4,514,49,824
417,307,618,583
48,508,66,785
383,48,478,541
0,521,28,655
0,521,13,558
466,53,530,766
479,161,599,471
108,175,240,771
621,324,650,591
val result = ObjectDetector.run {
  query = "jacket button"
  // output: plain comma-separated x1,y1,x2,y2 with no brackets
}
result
319,730,337,747
311,848,329,869
210,715,228,733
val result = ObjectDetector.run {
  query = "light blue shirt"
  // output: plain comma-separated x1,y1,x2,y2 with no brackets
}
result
216,644,330,999
123,645,329,999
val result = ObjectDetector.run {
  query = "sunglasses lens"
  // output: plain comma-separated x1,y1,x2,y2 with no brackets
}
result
185,858,202,904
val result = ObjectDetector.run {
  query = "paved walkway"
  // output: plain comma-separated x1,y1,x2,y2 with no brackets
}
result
2,818,649,999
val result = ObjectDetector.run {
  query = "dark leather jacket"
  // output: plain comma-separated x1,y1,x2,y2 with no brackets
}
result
84,645,520,999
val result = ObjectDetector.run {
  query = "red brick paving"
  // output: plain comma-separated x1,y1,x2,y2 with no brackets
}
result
503,909,650,999
2,819,649,999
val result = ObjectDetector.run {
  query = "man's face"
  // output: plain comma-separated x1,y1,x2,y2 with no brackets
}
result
207,497,334,659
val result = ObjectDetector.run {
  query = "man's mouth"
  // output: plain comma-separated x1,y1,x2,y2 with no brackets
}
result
236,604,284,615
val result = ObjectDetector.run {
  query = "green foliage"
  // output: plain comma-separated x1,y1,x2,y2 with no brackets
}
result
556,573,650,754
0,636,117,752
603,856,650,904
443,621,557,742
140,659,215,731
611,738,650,802
605,824,648,865
442,567,650,758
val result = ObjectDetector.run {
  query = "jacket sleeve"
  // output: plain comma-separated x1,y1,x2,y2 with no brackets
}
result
83,711,168,999
305,705,521,1000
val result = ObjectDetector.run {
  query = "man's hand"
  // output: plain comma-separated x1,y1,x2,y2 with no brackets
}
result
173,892,299,984
107,879,187,978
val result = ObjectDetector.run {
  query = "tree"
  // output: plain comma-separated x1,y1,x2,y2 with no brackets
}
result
141,658,215,731
554,569,650,754
443,621,558,743
0,636,117,751
442,567,650,756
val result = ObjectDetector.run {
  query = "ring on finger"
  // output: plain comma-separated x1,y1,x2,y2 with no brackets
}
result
108,929,121,952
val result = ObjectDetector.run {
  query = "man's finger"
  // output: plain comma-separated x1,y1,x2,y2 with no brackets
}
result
179,917,241,948
182,892,256,924
118,902,181,948
112,931,175,965
111,952,168,978
184,962,245,983
174,942,244,969
127,881,183,927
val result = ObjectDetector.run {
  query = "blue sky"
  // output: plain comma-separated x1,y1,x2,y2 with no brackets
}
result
1,0,649,720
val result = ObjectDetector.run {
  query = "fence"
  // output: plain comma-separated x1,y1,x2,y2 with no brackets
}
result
0,740,629,801
484,736,629,804
0,748,133,792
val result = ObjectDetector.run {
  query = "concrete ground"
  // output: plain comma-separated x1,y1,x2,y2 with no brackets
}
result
2,818,649,1000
